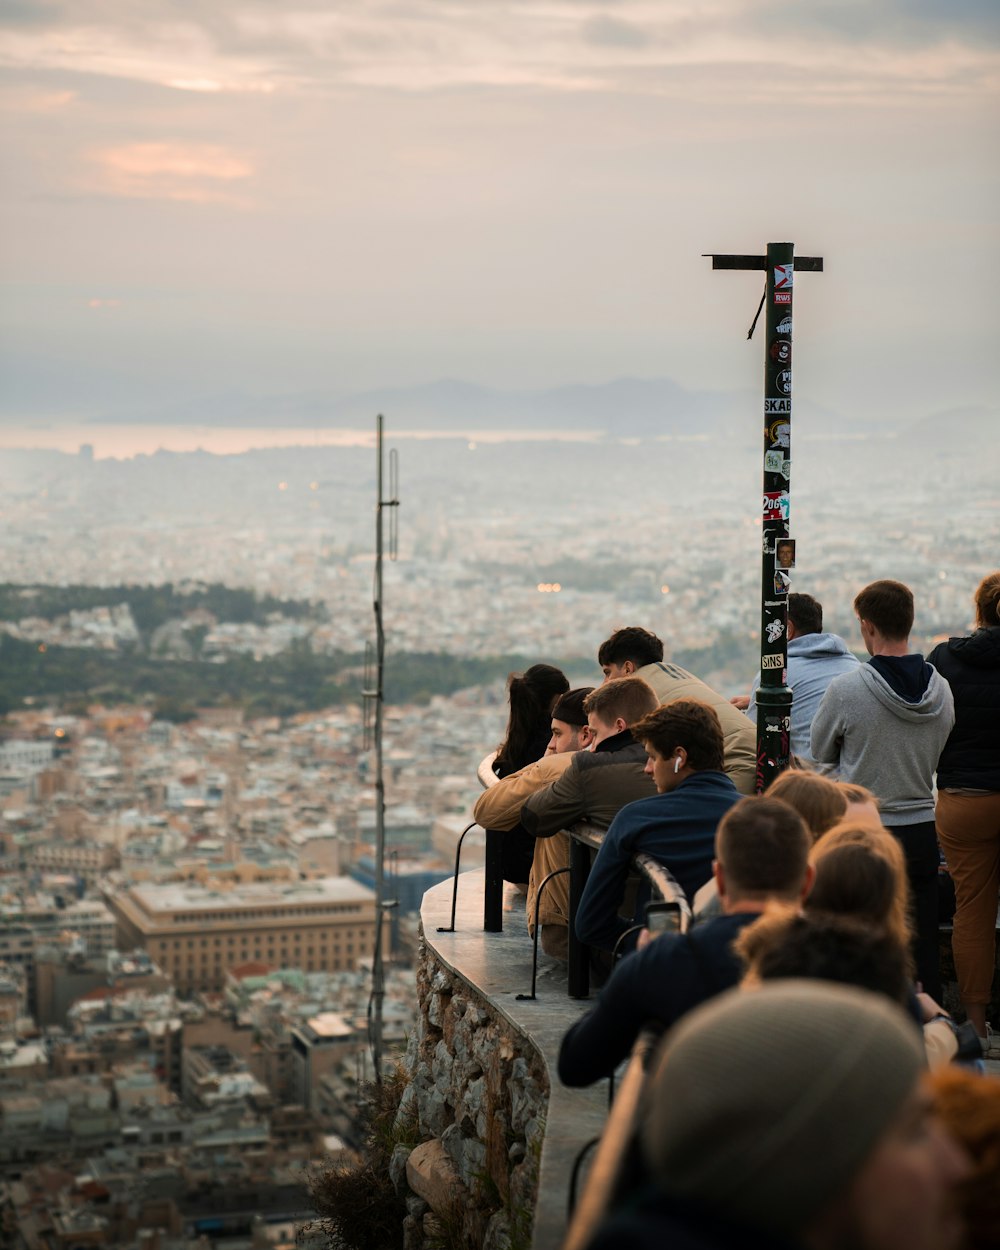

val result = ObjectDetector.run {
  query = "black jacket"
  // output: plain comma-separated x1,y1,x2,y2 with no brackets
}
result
519,730,655,838
928,627,1000,790
559,911,759,1086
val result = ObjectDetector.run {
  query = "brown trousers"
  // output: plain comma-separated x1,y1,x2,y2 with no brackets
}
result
525,833,571,937
936,790,1000,1006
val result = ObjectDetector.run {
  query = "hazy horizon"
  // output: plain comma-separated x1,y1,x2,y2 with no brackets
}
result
3,1,998,432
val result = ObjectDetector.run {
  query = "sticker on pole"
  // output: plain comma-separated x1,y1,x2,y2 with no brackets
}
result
765,398,791,415
776,370,792,395
776,315,793,336
763,490,790,520
761,654,784,669
775,538,796,569
769,340,792,364
774,265,793,305
764,449,784,474
767,419,791,448
774,570,791,596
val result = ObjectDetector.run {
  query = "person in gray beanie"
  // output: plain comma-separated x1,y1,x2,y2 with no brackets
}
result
586,980,970,1250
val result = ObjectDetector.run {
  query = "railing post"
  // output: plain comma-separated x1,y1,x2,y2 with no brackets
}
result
567,836,592,998
483,828,504,932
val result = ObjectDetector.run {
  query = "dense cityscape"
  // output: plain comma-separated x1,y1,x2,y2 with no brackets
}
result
0,422,997,1247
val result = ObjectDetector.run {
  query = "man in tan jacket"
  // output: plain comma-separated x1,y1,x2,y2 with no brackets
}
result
474,687,593,957
598,625,757,794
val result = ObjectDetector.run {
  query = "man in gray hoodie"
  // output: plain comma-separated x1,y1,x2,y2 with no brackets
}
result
739,593,859,763
810,579,955,999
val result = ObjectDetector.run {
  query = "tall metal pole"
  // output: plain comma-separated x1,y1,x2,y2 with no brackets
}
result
705,244,823,792
369,414,398,1083
755,243,795,793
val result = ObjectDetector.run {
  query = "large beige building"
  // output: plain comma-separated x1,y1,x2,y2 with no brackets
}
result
103,877,380,994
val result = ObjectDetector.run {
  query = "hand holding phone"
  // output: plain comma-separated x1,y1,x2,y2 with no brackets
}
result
644,900,683,939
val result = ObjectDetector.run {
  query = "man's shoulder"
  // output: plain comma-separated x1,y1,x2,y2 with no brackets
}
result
524,752,574,782
821,664,868,698
575,741,647,771
789,633,859,663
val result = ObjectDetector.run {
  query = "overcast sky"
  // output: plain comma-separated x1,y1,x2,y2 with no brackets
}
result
2,0,998,427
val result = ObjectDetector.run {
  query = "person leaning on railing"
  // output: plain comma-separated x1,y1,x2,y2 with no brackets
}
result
559,796,812,1087
472,686,594,958
573,700,741,955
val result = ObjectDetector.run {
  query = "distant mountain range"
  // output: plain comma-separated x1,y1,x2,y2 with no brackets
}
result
97,375,851,440
9,377,997,447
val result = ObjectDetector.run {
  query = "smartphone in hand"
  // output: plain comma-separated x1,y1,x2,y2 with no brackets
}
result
644,900,683,939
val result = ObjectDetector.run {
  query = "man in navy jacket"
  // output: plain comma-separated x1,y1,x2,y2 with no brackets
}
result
574,700,741,954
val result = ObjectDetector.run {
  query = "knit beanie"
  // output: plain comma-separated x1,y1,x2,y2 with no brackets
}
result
641,980,926,1239
552,687,594,728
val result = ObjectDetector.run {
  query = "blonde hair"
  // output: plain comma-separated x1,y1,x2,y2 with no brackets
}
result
808,822,912,963
767,771,847,842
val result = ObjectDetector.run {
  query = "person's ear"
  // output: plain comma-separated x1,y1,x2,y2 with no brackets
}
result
623,660,635,676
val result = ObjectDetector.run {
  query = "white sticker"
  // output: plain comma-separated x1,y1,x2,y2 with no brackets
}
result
765,398,791,414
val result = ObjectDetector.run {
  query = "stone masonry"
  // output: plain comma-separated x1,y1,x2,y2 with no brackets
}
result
391,936,548,1250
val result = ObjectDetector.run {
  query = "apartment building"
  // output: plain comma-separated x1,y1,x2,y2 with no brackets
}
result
103,876,380,993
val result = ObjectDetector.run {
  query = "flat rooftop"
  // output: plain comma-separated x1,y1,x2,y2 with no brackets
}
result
126,875,375,915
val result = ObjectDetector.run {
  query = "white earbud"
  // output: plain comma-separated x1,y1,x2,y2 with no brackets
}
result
674,756,682,774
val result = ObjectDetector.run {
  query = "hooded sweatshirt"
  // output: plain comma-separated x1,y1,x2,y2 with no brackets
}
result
810,657,955,825
746,632,860,762
927,626,1000,791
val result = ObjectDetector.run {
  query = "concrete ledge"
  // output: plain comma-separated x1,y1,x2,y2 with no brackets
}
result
420,871,608,1250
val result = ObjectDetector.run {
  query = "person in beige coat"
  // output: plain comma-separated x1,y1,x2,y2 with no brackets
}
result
598,625,757,795
474,687,593,956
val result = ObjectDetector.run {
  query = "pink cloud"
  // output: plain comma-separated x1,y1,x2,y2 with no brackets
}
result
93,142,254,202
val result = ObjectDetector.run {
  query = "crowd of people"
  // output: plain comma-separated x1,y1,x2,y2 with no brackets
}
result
472,572,1000,1250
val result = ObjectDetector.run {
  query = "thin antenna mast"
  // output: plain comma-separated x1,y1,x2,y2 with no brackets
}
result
365,413,399,1083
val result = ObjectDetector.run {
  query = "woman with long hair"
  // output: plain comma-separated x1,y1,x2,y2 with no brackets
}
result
491,663,569,886
929,570,1000,1047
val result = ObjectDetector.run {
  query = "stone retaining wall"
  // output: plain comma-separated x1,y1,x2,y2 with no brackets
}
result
391,937,548,1250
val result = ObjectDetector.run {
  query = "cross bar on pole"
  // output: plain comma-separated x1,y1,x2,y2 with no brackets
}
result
703,253,824,272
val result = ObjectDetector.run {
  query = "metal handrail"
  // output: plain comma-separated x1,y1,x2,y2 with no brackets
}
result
516,866,570,1002
477,750,499,789
561,1029,658,1249
633,854,692,932
567,831,693,997
436,821,480,934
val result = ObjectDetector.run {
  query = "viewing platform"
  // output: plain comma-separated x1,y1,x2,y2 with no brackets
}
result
388,753,1000,1249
